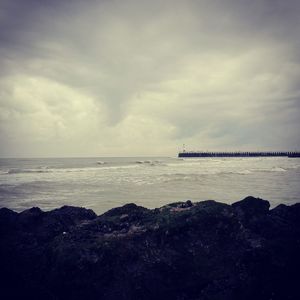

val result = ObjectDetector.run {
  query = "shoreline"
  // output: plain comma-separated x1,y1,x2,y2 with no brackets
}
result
1,196,300,299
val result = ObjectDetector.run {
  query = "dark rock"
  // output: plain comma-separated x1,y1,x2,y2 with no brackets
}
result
103,203,150,218
231,196,271,233
0,208,18,234
232,196,270,215
0,207,18,222
48,205,97,221
21,206,43,215
185,199,193,207
0,197,299,300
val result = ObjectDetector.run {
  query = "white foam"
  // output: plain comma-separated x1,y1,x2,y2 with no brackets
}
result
253,167,287,173
7,168,51,174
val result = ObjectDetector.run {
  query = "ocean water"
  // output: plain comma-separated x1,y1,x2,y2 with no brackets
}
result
0,156,299,214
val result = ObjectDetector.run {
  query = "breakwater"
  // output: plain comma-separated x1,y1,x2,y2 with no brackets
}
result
1,197,300,299
178,151,300,158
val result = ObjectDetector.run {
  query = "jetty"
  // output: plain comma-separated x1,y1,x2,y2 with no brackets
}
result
178,151,300,158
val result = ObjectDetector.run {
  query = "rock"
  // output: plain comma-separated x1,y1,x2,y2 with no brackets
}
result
103,203,150,219
185,199,193,207
231,196,271,233
0,197,299,300
0,208,18,234
0,207,18,223
47,205,97,224
232,196,270,216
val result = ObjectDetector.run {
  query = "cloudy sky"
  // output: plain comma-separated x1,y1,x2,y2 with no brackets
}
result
0,0,299,157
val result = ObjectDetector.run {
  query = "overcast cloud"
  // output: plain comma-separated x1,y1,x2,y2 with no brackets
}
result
0,0,300,157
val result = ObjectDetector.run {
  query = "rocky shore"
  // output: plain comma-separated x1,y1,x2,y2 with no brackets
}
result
1,196,300,300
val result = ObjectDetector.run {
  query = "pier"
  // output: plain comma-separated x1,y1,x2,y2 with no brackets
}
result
178,151,300,158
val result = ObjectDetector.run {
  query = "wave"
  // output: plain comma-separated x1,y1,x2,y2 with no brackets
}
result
285,165,300,170
135,160,152,164
7,168,51,174
135,160,165,166
253,167,287,173
135,160,161,164
99,165,140,171
160,169,253,179
1,159,294,176
232,170,252,175
4,165,138,175
271,167,287,172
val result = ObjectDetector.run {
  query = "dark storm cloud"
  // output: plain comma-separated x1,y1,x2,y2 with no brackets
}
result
0,0,299,156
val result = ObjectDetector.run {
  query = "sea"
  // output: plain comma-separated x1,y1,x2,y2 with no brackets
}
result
0,156,299,214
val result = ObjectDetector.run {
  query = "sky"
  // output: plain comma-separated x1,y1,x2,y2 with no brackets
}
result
0,0,300,157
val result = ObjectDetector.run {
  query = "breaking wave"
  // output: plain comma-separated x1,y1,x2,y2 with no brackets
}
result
135,160,166,166
4,164,140,175
254,167,287,173
7,168,51,174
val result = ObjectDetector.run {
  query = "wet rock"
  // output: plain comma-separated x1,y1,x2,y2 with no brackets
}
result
104,203,148,217
232,196,270,216
0,207,18,223
232,196,271,233
185,199,193,207
0,197,299,300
